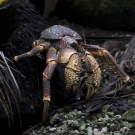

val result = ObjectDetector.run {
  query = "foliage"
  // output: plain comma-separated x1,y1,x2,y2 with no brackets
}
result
0,0,7,5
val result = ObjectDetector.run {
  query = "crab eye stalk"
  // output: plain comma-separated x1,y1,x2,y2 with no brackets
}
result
66,41,70,45
32,41,37,47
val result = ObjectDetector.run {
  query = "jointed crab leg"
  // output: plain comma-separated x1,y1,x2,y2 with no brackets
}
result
81,43,130,83
13,42,50,62
42,47,57,122
83,51,101,100
42,61,57,122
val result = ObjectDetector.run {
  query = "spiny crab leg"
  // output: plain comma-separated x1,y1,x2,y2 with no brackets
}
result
42,61,57,122
13,42,51,122
42,47,57,122
81,43,130,84
13,42,50,62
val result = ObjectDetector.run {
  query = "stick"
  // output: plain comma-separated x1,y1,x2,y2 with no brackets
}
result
22,122,43,135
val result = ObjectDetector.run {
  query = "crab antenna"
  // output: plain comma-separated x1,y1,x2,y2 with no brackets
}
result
82,27,87,44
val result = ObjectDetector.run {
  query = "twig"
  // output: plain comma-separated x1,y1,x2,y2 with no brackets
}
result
22,122,43,135
0,52,21,98
56,100,86,113
0,60,26,78
85,100,107,113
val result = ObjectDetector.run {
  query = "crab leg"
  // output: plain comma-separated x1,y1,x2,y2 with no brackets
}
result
65,53,82,95
81,43,130,83
13,42,50,62
42,47,57,122
83,51,101,100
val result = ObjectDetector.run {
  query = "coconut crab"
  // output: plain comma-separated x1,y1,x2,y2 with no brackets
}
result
13,25,130,122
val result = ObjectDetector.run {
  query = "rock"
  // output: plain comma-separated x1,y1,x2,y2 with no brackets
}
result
122,121,132,128
87,127,93,135
79,120,86,131
50,113,60,125
100,127,108,134
71,130,80,134
49,127,56,132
